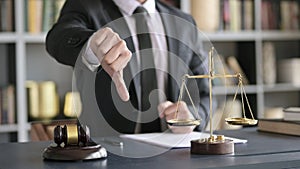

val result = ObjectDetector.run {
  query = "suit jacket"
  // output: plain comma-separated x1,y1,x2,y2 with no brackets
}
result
46,0,210,134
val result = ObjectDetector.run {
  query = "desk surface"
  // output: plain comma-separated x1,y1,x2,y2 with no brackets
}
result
1,128,300,169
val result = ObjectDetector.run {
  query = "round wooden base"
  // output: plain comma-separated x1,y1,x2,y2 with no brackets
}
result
43,143,107,161
191,139,234,155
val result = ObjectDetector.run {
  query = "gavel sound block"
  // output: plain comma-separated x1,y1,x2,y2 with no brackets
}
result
43,124,107,161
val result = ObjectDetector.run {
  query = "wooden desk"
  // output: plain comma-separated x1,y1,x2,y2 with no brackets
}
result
1,128,300,169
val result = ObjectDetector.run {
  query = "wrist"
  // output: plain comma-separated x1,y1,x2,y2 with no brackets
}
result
81,36,100,71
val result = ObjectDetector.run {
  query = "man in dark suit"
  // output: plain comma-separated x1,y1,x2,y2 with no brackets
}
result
46,0,210,134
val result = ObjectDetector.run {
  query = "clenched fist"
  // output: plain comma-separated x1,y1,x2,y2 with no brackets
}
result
90,27,132,101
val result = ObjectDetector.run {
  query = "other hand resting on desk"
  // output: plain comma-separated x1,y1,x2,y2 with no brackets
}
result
158,101,195,134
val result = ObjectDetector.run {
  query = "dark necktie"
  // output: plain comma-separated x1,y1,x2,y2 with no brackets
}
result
134,6,161,132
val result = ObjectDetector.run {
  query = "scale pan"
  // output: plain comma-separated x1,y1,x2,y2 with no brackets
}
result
167,119,201,126
225,117,258,126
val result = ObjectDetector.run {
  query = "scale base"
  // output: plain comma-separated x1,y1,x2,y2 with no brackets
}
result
191,135,234,155
43,142,107,161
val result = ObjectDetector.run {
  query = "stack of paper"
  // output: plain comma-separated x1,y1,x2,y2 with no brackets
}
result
121,132,247,148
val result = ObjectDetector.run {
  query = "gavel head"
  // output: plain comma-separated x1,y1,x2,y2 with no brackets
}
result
54,124,90,147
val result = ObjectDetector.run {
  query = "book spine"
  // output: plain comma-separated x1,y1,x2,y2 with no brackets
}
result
223,0,230,31
0,0,6,31
290,1,299,30
272,1,281,30
31,123,50,141
261,0,268,30
42,0,54,32
1,86,8,124
244,0,254,30
190,0,220,32
0,0,13,32
280,0,291,30
0,87,2,125
27,0,43,33
226,56,249,85
219,0,224,31
26,81,40,119
39,81,59,119
54,0,66,22
5,0,13,32
6,85,15,124
229,0,242,31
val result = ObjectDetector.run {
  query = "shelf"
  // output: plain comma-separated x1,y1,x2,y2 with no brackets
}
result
0,33,17,43
0,33,47,43
3,31,299,43
23,33,47,43
203,31,257,41
213,85,258,95
202,31,300,42
213,83,300,95
0,123,30,133
260,31,300,41
0,124,18,133
263,83,300,93
20,31,299,43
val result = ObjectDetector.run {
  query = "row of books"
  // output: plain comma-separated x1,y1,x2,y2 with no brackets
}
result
0,85,15,125
25,0,65,33
215,42,299,86
191,0,254,32
0,80,81,125
261,0,299,30
191,0,300,32
0,0,14,32
0,0,65,33
26,80,81,121
26,81,59,120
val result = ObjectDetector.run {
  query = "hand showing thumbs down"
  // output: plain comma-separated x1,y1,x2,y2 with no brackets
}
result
90,27,131,101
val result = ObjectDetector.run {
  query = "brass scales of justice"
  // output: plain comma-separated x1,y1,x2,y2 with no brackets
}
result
167,47,257,155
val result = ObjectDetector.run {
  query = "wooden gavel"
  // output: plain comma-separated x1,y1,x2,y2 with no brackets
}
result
54,124,90,146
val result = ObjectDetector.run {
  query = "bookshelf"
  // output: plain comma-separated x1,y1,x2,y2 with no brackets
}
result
0,0,72,142
183,0,300,119
0,0,299,142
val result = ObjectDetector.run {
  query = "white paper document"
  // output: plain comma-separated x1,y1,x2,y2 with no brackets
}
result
121,132,247,148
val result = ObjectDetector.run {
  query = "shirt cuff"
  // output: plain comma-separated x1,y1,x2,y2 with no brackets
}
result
81,36,100,72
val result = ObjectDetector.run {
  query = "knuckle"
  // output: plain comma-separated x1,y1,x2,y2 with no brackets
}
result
98,47,107,56
103,27,112,33
119,40,126,47
93,30,101,36
93,40,101,48
102,57,111,65
122,40,127,45
128,52,132,59
125,50,132,57
121,50,132,61
112,33,120,40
